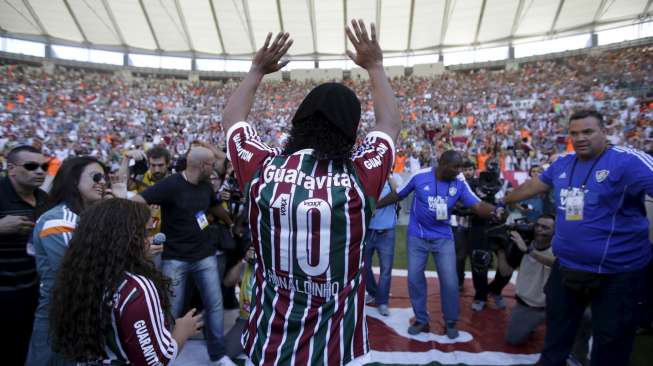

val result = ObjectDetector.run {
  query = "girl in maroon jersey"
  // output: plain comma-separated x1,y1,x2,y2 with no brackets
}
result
49,199,203,365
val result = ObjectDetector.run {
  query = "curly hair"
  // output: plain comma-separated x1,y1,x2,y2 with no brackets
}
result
49,198,171,362
283,113,355,160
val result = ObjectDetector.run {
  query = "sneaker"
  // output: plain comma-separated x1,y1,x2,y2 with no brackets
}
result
471,300,485,312
377,304,390,316
445,322,459,339
407,321,430,335
212,356,237,366
491,294,506,309
365,293,375,305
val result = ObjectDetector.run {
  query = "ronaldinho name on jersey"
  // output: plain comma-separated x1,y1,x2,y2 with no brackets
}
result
266,269,341,298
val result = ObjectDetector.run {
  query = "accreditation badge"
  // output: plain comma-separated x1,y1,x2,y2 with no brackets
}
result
565,189,584,221
436,198,448,221
195,211,209,230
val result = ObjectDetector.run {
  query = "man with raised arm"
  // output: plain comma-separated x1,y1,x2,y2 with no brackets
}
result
503,110,653,366
221,20,400,366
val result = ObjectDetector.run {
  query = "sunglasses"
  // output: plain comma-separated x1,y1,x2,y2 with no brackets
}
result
20,162,50,171
91,172,108,183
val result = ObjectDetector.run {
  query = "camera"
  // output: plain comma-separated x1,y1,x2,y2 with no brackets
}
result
485,218,535,268
476,170,502,204
225,175,243,203
130,158,148,176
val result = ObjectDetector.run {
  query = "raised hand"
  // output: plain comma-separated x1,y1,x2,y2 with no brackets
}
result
251,32,293,75
345,19,382,70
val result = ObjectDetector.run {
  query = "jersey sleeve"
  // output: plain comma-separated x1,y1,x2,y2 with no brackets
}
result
226,121,281,191
351,131,396,200
457,174,482,207
115,275,178,366
621,150,653,196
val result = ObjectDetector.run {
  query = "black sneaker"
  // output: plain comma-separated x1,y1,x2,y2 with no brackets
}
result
445,322,459,339
407,321,430,335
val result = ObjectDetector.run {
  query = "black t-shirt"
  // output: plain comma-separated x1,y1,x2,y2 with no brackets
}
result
140,174,218,261
0,177,48,291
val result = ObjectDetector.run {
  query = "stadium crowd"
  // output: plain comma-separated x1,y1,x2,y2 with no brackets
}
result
1,32,652,366
1,44,652,173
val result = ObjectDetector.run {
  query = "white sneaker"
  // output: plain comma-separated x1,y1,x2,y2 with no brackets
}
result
213,355,237,366
365,293,375,305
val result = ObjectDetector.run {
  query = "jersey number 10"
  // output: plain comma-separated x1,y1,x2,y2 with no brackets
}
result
272,194,331,276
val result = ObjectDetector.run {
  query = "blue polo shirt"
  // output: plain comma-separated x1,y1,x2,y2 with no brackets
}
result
398,168,481,239
369,173,403,230
539,146,653,273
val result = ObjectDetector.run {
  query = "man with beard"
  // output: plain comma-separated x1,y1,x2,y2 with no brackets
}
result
121,145,172,233
0,145,49,365
132,146,235,366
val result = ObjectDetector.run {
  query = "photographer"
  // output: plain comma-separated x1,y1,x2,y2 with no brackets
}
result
118,145,172,240
453,159,476,289
211,159,249,310
504,214,555,345
467,159,513,311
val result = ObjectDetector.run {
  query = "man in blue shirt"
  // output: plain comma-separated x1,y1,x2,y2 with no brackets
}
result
504,110,653,366
364,172,403,316
378,150,499,338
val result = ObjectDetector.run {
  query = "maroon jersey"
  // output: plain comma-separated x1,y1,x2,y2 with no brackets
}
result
227,121,395,365
102,272,177,366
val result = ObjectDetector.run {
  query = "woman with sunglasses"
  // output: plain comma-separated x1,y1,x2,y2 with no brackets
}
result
49,199,202,366
26,156,110,365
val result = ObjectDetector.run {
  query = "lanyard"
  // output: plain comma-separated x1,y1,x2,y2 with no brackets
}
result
434,179,453,200
567,150,606,189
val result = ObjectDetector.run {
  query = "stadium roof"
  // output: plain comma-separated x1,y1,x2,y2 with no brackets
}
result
0,0,651,60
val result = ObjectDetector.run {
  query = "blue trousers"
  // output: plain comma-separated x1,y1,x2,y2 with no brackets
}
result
407,236,459,324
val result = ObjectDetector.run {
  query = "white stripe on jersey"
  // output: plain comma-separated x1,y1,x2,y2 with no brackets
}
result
347,163,370,360
127,273,175,359
247,172,269,355
136,274,177,356
260,290,282,364
119,287,138,315
272,291,295,365
289,293,311,365
110,307,129,361
268,157,304,364
613,146,653,172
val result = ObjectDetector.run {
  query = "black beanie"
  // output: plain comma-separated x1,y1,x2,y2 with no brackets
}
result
291,83,361,143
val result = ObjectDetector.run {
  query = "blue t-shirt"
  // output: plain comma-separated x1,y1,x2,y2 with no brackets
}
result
539,146,653,273
398,168,481,239
369,174,403,230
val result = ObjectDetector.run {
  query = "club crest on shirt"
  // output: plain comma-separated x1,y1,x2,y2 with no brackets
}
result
595,170,609,183
449,186,457,196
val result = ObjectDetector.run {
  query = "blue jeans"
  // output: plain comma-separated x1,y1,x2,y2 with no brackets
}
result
363,228,395,305
407,236,459,324
162,255,225,361
25,317,75,366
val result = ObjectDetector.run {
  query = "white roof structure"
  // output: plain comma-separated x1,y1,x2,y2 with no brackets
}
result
0,0,651,60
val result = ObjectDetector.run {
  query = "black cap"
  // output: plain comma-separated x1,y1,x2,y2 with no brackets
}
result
292,83,361,143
